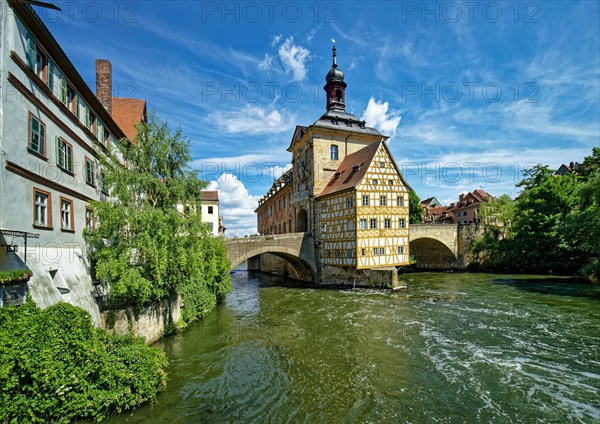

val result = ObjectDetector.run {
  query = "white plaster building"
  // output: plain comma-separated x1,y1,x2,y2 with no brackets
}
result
0,0,145,322
200,191,224,236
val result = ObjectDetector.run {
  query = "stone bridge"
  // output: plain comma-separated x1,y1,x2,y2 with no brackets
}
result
409,224,481,270
224,233,317,281
224,225,481,280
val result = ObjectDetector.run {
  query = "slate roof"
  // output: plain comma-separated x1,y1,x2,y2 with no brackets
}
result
112,97,146,142
312,109,383,136
317,140,382,198
200,191,219,202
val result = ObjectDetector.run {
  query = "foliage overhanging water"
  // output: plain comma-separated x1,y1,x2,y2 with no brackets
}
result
107,270,600,423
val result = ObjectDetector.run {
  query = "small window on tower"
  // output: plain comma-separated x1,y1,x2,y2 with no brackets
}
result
335,89,342,102
330,145,338,160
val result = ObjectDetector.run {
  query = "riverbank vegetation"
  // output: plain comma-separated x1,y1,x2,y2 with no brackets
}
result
85,113,231,321
0,301,167,423
471,148,600,278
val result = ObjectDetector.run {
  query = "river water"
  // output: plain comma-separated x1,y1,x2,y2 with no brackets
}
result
107,270,600,423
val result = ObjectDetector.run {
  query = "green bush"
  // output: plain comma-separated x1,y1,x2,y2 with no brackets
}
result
0,300,167,423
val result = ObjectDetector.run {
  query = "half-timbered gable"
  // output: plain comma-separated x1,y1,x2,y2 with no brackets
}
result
317,140,411,270
355,141,410,269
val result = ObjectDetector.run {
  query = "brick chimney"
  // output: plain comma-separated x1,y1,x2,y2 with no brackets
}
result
96,59,112,116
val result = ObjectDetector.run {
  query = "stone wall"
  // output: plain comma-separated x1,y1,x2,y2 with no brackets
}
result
320,265,401,288
100,294,181,345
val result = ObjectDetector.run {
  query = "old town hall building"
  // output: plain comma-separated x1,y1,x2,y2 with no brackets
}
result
256,47,411,282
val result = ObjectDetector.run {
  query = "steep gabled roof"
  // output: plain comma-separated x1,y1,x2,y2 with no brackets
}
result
317,140,413,198
112,98,147,142
471,189,491,203
317,141,382,198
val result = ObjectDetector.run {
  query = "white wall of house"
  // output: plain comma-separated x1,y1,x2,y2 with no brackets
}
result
201,200,220,236
0,0,124,324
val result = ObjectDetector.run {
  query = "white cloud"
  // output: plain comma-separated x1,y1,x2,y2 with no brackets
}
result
271,34,283,47
270,163,292,180
305,27,319,44
361,97,402,136
258,53,273,71
208,173,260,237
349,56,364,70
277,37,310,81
208,105,296,135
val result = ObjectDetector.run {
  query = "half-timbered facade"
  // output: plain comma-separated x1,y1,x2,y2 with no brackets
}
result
317,141,410,270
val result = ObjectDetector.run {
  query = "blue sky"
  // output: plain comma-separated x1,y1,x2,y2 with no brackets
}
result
38,1,599,235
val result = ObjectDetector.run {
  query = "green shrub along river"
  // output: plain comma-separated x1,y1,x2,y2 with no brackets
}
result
106,269,600,423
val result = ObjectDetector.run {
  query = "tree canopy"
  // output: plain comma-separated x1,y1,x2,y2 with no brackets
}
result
409,190,423,224
471,148,599,278
86,113,231,321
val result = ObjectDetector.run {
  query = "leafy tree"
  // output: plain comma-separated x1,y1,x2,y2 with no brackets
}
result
511,165,581,272
409,190,423,224
86,112,231,319
563,170,600,277
479,194,515,238
578,146,600,179
470,150,600,278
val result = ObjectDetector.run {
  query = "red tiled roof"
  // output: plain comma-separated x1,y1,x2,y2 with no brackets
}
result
200,191,219,202
317,141,381,198
472,189,491,202
112,97,146,142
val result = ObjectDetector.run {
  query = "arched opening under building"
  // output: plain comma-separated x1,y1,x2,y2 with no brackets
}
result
296,209,308,233
410,237,457,269
246,253,315,283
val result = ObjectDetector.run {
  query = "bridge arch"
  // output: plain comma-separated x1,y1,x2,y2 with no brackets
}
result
410,237,458,269
225,233,317,282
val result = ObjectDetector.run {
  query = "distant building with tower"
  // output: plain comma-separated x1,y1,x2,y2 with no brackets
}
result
255,46,411,283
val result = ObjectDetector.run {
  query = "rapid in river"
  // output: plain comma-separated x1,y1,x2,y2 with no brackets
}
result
107,269,600,423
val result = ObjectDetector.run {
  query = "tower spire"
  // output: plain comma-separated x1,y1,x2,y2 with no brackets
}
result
324,42,347,111
332,45,337,68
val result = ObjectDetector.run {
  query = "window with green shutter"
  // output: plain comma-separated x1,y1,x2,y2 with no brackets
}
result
101,171,108,194
76,95,82,120
26,33,36,70
56,137,73,173
47,61,55,90
96,123,104,142
58,75,67,105
85,158,95,185
29,115,45,156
